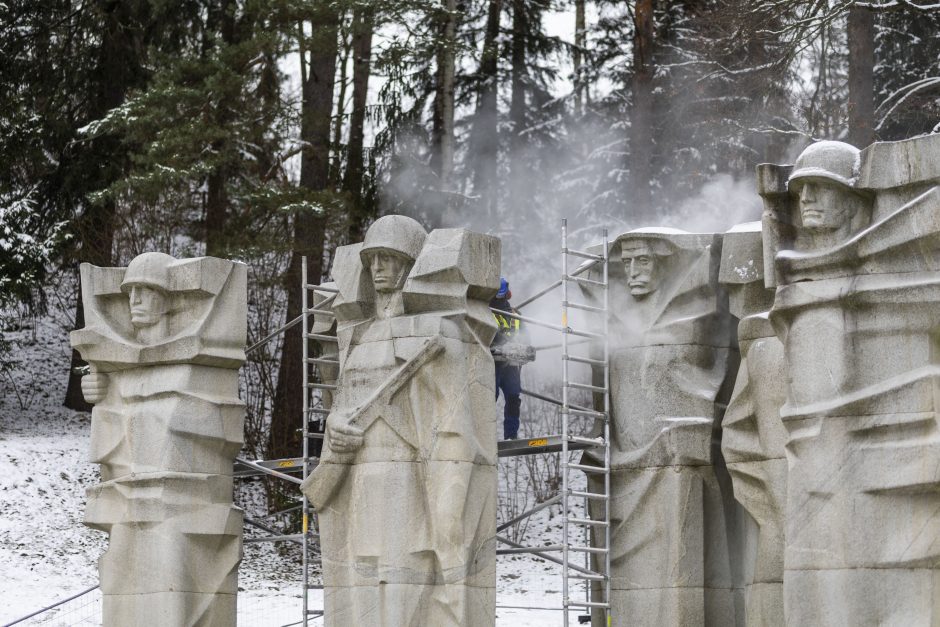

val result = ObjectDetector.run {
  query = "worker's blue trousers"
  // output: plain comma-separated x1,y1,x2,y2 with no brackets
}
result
495,363,522,439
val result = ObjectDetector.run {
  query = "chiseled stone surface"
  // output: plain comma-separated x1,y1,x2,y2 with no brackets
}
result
761,135,940,626
585,229,744,627
301,215,500,627
71,253,247,627
719,222,787,627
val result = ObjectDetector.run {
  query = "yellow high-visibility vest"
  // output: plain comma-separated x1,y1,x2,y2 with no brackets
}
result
493,311,521,337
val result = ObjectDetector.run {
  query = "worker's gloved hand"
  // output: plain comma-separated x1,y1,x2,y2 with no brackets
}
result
327,421,365,453
81,372,109,405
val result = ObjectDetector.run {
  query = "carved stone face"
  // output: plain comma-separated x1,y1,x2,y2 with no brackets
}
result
369,252,409,293
798,180,858,231
128,284,168,328
622,245,658,298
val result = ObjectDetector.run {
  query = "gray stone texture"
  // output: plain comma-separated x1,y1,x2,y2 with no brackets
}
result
300,215,500,627
761,135,940,626
585,229,745,627
71,253,247,627
720,222,787,627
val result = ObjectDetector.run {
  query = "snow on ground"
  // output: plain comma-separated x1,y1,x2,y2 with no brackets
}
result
1,312,588,626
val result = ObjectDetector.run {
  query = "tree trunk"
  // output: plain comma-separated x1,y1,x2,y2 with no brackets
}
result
509,0,527,141
204,0,238,256
847,6,875,148
574,0,586,116
65,0,142,410
470,0,502,220
269,8,338,462
630,0,655,221
344,6,375,243
431,0,458,191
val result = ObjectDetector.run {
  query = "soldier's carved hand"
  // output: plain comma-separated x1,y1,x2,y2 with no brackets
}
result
81,372,109,405
328,422,364,453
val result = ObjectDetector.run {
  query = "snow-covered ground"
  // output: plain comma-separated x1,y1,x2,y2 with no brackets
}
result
1,314,587,626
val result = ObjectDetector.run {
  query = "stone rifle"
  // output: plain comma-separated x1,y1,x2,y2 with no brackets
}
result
302,334,446,509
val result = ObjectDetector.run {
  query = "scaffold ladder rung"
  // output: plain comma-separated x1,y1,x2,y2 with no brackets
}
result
305,357,339,366
563,353,606,366
307,382,337,391
567,600,611,609
564,274,607,288
567,407,608,419
565,462,609,474
568,545,609,554
566,381,607,393
563,247,604,261
304,283,338,292
569,489,608,500
562,300,605,313
567,435,604,447
567,517,609,527
305,332,336,342
569,572,606,581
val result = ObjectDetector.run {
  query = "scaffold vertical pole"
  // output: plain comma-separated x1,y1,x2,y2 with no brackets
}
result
301,256,310,627
602,228,612,622
561,219,571,627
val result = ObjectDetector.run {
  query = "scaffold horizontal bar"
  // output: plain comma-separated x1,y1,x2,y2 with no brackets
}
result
305,308,335,317
234,457,303,485
307,383,337,391
568,545,608,554
305,584,324,590
244,533,307,543
305,284,338,293
495,605,566,611
234,457,304,478
569,489,609,500
563,300,605,313
565,462,609,474
498,434,598,457
305,357,339,366
567,517,609,527
567,435,605,447
307,407,330,415
245,314,303,355
565,274,607,288
497,494,561,532
515,258,599,311
567,600,611,609
497,544,563,554
568,572,606,581
495,535,599,576
305,332,336,342
563,353,606,367
566,381,607,393
563,247,604,261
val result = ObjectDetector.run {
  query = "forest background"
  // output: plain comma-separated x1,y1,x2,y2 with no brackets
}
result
1,0,939,492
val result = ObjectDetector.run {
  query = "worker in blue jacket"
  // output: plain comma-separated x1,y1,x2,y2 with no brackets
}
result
490,277,533,440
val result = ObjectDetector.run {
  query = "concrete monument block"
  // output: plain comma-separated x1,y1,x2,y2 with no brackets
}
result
762,135,940,625
300,215,499,626
719,222,787,626
71,252,247,627
584,229,744,627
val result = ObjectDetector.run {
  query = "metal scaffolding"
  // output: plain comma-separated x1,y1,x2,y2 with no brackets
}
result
238,219,613,626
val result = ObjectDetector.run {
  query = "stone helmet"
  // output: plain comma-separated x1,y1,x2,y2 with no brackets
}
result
788,140,861,192
359,215,428,265
121,252,176,293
